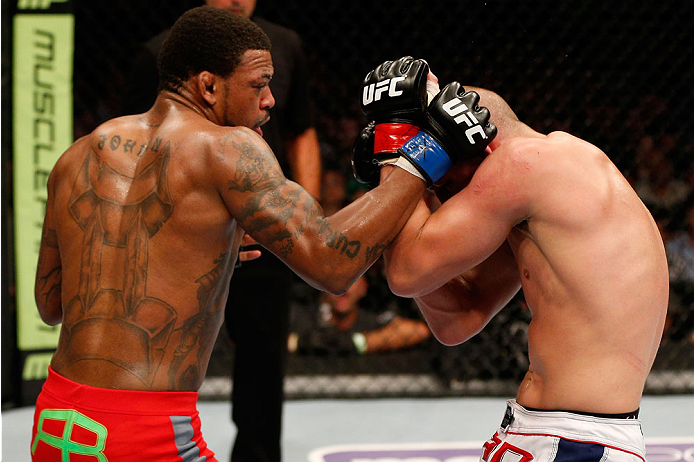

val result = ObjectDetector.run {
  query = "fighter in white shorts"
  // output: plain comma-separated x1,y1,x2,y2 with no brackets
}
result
360,60,669,462
483,400,644,462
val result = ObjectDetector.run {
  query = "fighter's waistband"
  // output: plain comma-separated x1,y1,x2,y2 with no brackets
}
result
41,366,199,415
502,400,644,457
521,405,639,420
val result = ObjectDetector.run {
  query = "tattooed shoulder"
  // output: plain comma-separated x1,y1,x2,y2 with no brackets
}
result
220,129,283,194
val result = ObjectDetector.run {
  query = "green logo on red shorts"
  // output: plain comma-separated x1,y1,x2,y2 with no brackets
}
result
32,409,108,461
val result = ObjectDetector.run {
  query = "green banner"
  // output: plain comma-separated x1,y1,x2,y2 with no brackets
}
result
13,11,74,358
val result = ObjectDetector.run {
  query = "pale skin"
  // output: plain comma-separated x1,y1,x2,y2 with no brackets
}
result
34,49,425,392
384,87,669,414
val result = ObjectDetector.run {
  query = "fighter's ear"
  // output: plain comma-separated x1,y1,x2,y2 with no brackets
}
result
197,71,218,105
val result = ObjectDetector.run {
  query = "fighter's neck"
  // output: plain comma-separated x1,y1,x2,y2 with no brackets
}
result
155,90,215,123
490,123,544,151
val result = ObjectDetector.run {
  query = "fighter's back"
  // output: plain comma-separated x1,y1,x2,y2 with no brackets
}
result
47,106,243,391
504,131,669,412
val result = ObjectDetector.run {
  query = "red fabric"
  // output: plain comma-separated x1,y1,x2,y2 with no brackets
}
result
373,123,420,153
31,367,217,461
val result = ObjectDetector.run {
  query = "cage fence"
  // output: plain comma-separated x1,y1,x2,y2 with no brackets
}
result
26,0,694,398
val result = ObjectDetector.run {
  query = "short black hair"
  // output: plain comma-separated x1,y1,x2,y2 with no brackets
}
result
158,6,271,93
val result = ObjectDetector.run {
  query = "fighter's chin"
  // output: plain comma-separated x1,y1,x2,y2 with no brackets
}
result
253,116,270,136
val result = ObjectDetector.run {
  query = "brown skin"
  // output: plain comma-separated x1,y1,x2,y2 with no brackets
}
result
206,0,323,199
384,87,669,414
35,49,425,391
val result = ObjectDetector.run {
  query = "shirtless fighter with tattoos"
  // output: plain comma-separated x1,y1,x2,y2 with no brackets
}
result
30,9,494,462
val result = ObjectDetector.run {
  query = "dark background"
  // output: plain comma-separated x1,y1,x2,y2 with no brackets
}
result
67,0,693,174
3,0,693,405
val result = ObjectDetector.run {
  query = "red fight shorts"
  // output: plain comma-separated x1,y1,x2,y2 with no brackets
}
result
31,367,217,462
482,399,645,462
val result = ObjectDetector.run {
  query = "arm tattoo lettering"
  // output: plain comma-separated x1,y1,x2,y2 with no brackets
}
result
327,234,361,258
365,244,388,262
317,217,362,259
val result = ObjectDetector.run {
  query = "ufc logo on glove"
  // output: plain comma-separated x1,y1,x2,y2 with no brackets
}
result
442,97,489,144
362,77,407,105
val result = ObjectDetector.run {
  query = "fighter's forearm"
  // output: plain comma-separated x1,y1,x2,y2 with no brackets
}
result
383,197,433,297
412,245,521,346
413,276,485,346
289,167,425,294
222,128,425,293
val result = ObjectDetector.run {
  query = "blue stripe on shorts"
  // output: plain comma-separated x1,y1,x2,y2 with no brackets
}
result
554,438,606,462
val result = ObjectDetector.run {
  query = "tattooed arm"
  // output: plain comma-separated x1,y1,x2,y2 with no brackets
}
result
35,170,63,325
214,127,426,294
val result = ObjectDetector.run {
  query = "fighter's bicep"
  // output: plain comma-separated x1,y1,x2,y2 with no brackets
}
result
438,151,532,254
422,192,513,269
214,129,320,258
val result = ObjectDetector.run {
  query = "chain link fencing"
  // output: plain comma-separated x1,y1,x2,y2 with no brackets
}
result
17,0,694,399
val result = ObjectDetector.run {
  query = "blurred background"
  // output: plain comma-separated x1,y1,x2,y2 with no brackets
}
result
2,0,693,407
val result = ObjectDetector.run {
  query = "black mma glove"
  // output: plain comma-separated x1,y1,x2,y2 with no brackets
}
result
361,56,429,124
352,56,432,188
352,121,421,188
397,81,497,186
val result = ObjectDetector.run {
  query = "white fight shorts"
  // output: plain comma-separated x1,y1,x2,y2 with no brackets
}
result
481,399,645,462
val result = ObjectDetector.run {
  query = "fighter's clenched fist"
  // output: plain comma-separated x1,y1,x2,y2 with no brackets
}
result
353,57,431,188
361,56,430,123
397,81,497,185
353,56,496,188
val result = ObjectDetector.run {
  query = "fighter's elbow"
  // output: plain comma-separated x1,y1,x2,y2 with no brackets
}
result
386,269,422,298
309,264,355,295
38,308,62,326
35,297,62,326
433,333,465,347
320,279,351,296
430,325,474,346
421,304,487,347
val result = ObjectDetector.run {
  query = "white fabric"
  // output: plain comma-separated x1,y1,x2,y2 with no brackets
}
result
426,80,440,105
391,156,425,182
480,399,646,462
